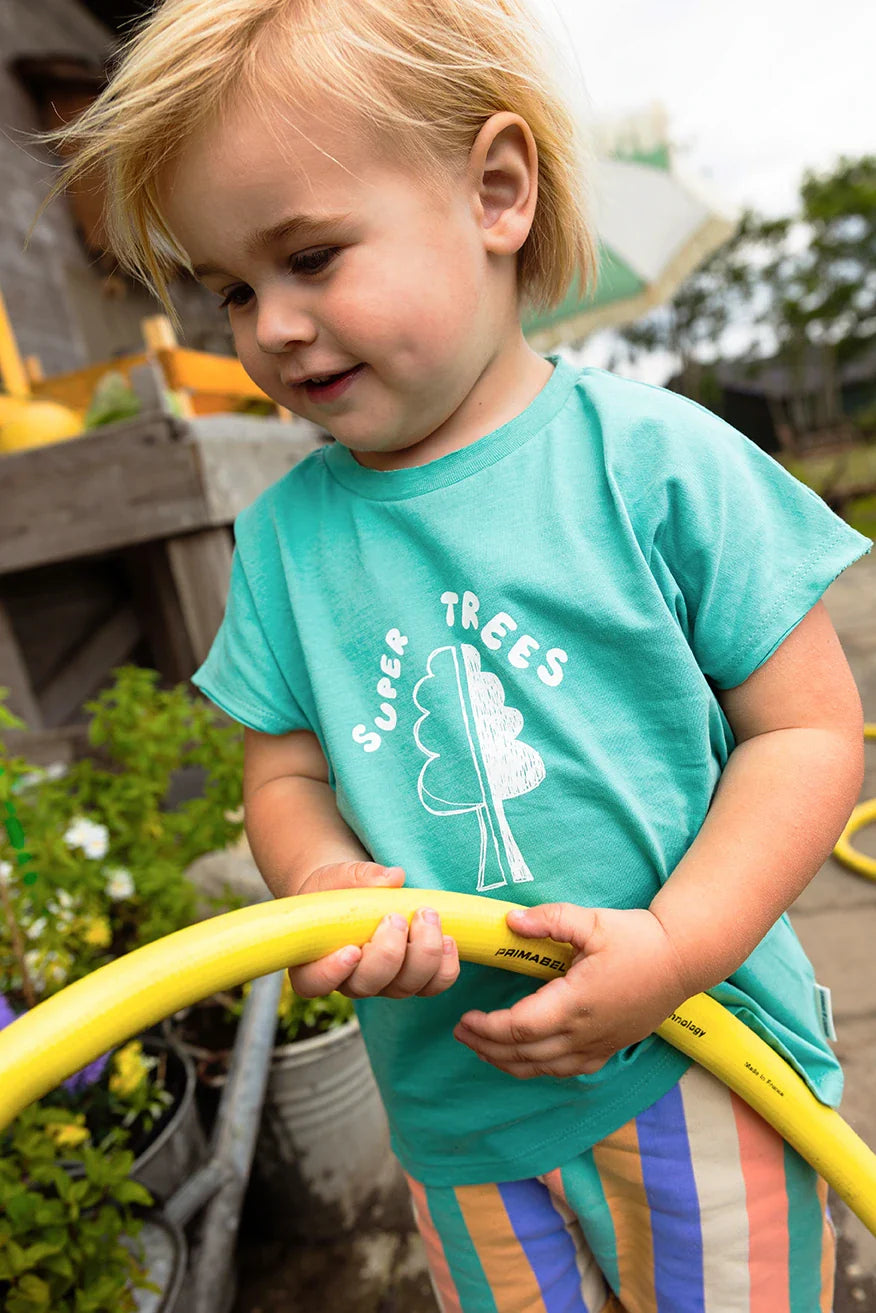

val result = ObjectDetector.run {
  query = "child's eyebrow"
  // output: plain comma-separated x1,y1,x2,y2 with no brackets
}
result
193,210,356,277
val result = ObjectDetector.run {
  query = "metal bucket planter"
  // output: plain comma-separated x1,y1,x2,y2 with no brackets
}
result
64,1035,207,1204
126,1210,187,1313
62,1038,204,1311
131,1035,208,1204
252,1015,393,1240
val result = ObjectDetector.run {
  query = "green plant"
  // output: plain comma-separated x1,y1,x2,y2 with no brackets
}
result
0,665,245,1008
0,1103,157,1312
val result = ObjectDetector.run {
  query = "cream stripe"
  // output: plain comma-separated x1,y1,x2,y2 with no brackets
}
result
679,1063,751,1310
539,1167,610,1311
816,1176,836,1312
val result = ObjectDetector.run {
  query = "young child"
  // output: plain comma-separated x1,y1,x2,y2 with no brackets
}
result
36,0,872,1307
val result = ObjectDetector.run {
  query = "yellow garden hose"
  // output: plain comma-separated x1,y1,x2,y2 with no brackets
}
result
0,887,875,1236
832,724,876,880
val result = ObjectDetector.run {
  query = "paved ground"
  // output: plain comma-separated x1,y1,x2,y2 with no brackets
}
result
233,550,876,1313
793,548,876,1313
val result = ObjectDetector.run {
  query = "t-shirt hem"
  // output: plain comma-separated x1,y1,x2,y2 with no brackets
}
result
717,531,872,689
390,1046,692,1186
190,676,300,735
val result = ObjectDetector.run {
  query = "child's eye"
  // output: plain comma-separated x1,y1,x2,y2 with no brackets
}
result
290,247,339,276
217,248,339,312
217,285,253,311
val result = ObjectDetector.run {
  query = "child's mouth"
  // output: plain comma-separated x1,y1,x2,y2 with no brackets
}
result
303,364,366,402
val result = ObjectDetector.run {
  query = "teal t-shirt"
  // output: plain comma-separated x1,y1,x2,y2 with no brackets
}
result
191,352,872,1186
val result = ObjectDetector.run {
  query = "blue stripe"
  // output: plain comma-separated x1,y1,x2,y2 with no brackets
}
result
636,1080,705,1312
497,1178,591,1312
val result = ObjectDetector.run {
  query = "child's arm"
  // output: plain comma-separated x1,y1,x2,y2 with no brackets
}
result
243,728,460,1000
454,600,865,1078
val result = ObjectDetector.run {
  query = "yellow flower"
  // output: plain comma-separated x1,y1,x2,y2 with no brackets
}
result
83,917,112,948
109,1040,148,1098
46,1120,89,1149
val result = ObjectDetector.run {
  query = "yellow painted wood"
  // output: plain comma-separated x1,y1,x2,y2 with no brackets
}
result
0,285,30,398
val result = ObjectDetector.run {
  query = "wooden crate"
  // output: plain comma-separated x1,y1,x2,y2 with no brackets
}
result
0,367,325,745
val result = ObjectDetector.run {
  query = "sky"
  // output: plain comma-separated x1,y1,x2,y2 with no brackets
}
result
526,0,876,383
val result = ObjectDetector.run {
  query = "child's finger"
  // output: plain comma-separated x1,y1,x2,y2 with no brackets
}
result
288,945,362,998
457,979,572,1042
454,1023,573,1066
379,907,444,997
415,935,460,998
340,913,412,996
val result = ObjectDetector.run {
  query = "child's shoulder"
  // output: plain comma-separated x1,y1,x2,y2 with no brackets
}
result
570,363,777,496
574,364,739,444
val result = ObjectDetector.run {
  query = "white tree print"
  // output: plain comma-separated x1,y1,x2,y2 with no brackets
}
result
412,644,545,891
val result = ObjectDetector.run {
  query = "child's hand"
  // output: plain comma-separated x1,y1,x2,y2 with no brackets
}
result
453,904,690,1079
288,861,460,1001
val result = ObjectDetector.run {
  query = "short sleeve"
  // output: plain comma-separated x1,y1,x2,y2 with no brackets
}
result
627,393,873,690
190,540,313,735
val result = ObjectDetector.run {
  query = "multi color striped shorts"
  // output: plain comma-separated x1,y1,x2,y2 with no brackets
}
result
404,1063,836,1312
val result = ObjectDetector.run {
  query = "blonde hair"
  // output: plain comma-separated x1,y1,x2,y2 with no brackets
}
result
28,0,599,333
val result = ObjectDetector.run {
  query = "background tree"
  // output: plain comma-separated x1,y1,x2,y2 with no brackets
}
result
608,153,876,444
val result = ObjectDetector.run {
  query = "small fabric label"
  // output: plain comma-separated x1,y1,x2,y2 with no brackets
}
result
815,983,838,1042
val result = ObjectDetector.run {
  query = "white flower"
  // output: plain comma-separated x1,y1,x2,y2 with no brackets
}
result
47,898,75,924
23,949,45,991
11,770,44,794
26,917,47,940
57,889,74,908
106,868,135,900
0,860,13,887
45,961,68,985
44,762,68,781
63,817,109,859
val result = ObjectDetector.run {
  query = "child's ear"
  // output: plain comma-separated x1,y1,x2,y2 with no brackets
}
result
469,111,539,256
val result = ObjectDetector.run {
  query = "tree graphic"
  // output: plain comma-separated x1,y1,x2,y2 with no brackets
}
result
412,644,545,891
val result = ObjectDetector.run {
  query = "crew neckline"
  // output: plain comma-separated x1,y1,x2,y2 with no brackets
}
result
322,352,578,500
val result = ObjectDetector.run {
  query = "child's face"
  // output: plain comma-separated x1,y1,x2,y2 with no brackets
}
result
159,92,548,468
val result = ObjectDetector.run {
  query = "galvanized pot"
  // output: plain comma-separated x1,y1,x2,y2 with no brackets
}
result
251,1016,393,1239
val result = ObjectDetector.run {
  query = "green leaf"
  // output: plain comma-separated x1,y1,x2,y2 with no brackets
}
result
21,1241,63,1267
6,1237,28,1276
110,1179,153,1207
14,1273,51,1306
39,1249,75,1279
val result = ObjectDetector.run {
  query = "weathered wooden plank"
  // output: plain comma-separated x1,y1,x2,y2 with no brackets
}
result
0,414,325,574
120,541,197,686
38,602,142,727
0,598,42,728
191,416,327,523
0,415,205,573
165,527,234,666
3,556,126,693
1,723,93,769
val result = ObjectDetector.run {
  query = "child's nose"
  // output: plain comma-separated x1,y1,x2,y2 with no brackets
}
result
255,290,318,355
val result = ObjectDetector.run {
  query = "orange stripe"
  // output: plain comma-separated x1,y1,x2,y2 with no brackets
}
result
404,1173,462,1313
592,1115,656,1310
455,1183,549,1311
816,1175,835,1312
730,1092,790,1312
540,1166,567,1203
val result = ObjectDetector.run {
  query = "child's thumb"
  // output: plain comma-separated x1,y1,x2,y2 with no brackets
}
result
353,862,406,887
365,866,407,887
